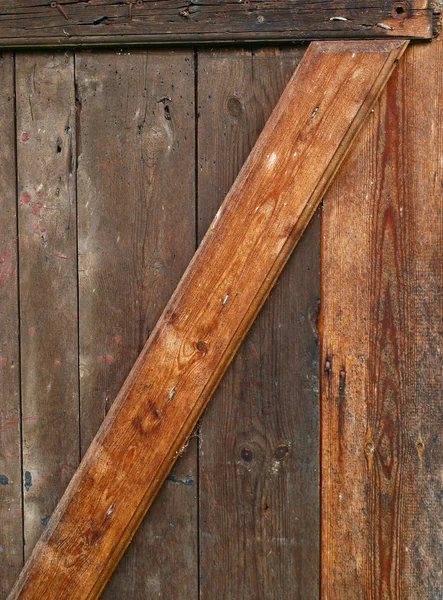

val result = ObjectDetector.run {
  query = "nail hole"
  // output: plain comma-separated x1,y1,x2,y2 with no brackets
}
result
391,2,408,19
275,444,290,461
50,1,57,7
241,447,253,462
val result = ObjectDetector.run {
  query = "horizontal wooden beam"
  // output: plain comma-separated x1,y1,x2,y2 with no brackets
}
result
8,40,407,600
0,1,432,47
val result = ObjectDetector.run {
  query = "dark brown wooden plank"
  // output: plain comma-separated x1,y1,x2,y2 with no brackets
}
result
8,40,407,600
0,0,432,47
76,49,197,599
321,39,443,598
15,53,79,559
197,47,320,599
0,52,22,599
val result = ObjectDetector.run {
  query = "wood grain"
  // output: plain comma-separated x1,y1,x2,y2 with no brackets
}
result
76,48,197,599
321,39,443,599
15,53,79,558
197,47,320,599
0,0,432,48
7,40,407,600
0,53,22,598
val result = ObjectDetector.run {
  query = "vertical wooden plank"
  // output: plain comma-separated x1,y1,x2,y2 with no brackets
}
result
76,49,197,599
198,46,320,598
0,52,22,598
15,53,78,560
321,40,443,598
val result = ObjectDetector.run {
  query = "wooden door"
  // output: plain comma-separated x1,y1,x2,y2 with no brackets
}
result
0,2,441,598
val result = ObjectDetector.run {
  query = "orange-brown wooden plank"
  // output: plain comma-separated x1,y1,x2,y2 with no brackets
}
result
0,53,23,597
321,39,443,599
8,40,407,600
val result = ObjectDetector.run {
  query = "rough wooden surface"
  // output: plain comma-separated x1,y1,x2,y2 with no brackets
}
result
197,47,320,599
321,39,443,599
76,48,198,599
7,40,406,600
0,53,22,596
0,0,432,48
15,53,79,559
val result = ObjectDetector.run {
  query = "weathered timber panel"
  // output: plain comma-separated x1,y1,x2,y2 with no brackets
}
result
321,40,443,599
7,40,405,600
0,0,432,47
15,53,79,560
197,47,320,599
76,49,197,599
0,53,22,596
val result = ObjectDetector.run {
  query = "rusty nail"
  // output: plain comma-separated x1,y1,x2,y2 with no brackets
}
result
51,2,69,19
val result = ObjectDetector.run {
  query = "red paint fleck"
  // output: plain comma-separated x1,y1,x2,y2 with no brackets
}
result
31,201,43,215
114,335,122,343
21,132,29,142
23,416,37,423
105,355,113,363
55,252,68,259
0,248,13,286
55,359,61,366
29,327,35,335
73,312,78,319
2,342,7,346
97,355,103,363
32,223,39,230
0,358,6,366
19,191,31,206
40,228,46,233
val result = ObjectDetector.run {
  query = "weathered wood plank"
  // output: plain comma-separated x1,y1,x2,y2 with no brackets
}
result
0,0,432,47
15,53,79,559
0,53,22,599
8,40,407,600
198,47,320,599
321,39,443,599
76,48,197,599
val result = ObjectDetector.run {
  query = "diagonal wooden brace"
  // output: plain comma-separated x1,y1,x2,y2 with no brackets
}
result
8,39,408,600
